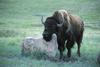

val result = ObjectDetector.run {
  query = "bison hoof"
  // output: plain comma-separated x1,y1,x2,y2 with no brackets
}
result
78,54,81,57
77,52,81,57
67,55,71,58
67,53,71,57
59,56,63,60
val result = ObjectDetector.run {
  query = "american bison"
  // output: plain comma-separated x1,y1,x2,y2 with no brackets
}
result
21,34,58,57
97,52,100,64
42,10,84,59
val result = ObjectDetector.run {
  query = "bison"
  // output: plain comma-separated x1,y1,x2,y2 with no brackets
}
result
42,10,84,59
97,52,100,64
21,34,58,57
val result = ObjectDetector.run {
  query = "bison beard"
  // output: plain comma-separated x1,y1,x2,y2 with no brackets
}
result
42,10,84,59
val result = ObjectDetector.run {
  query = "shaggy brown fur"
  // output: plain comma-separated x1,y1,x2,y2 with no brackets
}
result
21,34,58,57
42,10,84,59
55,10,84,58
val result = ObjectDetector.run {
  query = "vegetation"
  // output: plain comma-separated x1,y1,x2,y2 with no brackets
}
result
0,0,100,67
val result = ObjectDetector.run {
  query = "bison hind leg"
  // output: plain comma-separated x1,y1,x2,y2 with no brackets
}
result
76,38,82,57
76,32,84,57
77,42,81,57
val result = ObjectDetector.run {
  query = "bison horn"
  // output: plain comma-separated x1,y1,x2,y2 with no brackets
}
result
41,15,45,24
57,23,63,27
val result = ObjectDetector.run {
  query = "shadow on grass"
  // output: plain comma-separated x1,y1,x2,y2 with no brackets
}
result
21,52,79,63
20,51,100,66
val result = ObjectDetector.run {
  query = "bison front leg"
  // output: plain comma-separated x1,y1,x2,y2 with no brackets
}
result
66,40,75,57
59,48,63,59
58,40,65,59
77,44,81,57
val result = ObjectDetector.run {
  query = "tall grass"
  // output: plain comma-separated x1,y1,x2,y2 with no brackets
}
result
0,0,100,67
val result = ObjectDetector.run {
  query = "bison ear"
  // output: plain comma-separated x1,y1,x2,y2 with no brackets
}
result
53,11,58,17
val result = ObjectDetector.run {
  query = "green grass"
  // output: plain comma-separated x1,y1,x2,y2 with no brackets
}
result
0,0,100,67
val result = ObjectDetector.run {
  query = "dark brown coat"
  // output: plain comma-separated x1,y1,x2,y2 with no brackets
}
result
42,10,84,59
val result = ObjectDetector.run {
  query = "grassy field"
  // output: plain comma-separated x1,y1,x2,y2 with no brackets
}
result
0,0,100,67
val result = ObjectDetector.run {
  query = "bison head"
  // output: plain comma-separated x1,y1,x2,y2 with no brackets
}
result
42,17,58,41
42,10,71,41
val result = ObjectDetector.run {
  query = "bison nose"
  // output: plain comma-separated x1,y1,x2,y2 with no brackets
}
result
42,32,49,38
42,32,52,41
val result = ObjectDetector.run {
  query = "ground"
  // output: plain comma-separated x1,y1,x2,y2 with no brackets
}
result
0,0,100,67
